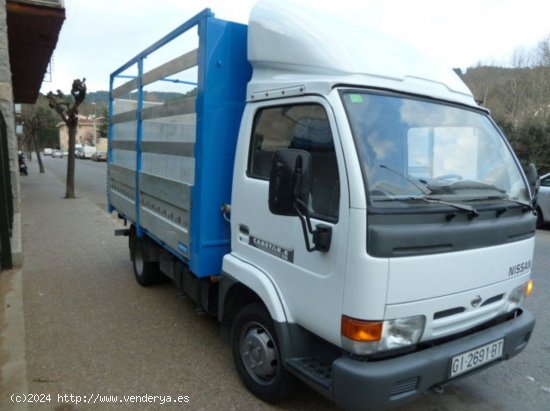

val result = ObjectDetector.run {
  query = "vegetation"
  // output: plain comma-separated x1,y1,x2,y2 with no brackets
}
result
21,98,60,150
461,36,550,173
24,37,549,177
20,106,46,173
98,106,109,139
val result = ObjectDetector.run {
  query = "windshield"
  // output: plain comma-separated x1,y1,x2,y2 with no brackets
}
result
341,91,530,209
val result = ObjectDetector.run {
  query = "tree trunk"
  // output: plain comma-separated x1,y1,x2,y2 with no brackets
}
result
66,125,77,198
35,150,44,173
31,134,45,173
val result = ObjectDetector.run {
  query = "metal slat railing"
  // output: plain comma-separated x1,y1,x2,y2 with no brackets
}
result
0,111,13,270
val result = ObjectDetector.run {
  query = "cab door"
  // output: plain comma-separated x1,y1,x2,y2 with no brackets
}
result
230,96,349,346
539,175,550,225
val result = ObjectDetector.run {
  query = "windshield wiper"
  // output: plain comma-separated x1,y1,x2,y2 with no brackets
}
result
501,198,533,210
427,179,505,195
478,195,534,217
375,196,480,220
378,164,430,194
416,197,480,219
374,196,479,217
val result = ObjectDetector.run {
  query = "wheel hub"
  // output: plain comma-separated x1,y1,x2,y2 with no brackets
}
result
240,323,278,383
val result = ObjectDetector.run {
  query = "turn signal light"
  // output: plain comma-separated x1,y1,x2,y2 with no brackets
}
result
526,279,534,296
341,316,383,342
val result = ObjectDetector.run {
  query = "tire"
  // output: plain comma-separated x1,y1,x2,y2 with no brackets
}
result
129,225,137,262
132,236,164,286
536,207,545,229
231,303,295,403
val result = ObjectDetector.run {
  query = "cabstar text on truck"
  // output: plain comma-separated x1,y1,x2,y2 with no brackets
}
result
107,1,537,410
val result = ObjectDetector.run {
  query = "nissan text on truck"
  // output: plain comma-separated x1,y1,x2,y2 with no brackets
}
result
107,1,537,410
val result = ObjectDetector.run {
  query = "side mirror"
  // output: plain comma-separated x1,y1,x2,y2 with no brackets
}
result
268,149,332,252
268,149,312,216
525,163,539,201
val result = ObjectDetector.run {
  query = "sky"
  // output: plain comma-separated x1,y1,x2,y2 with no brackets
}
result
39,0,550,94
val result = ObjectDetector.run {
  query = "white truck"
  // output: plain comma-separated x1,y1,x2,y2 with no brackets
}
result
108,1,537,410
75,144,97,159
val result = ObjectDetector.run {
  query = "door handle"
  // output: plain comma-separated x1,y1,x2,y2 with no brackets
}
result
238,225,250,243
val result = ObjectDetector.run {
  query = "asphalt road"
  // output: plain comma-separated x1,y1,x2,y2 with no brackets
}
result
43,155,109,210
17,156,550,410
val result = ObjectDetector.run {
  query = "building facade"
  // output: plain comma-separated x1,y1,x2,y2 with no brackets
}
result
0,0,64,271
57,115,108,152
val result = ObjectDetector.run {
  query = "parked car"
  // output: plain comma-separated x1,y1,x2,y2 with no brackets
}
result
82,145,97,159
92,151,107,162
52,150,64,158
43,148,52,156
537,173,550,228
94,151,107,162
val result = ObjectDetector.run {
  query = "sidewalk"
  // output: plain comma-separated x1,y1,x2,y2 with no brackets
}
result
0,267,27,411
0,160,284,411
1,162,131,410
0,161,128,410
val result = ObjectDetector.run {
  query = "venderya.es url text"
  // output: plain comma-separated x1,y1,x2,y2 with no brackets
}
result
11,393,190,405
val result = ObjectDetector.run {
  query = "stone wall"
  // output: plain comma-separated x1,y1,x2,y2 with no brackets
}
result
0,0,23,266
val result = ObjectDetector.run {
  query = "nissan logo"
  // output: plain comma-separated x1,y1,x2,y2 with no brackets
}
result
471,295,482,307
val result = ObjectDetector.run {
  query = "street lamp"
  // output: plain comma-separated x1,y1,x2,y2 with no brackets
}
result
92,102,97,147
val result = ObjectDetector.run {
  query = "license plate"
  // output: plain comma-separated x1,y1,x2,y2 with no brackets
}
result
449,339,504,378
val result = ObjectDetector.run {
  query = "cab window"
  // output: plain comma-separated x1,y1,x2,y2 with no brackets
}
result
248,104,340,221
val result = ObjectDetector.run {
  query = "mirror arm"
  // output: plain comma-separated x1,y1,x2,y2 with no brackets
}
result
295,200,317,252
295,199,332,253
526,163,539,205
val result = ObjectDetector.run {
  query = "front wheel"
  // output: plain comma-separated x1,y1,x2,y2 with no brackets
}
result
231,303,295,403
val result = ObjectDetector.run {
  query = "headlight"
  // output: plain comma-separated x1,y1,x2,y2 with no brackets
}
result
379,316,425,351
505,280,534,312
341,315,425,355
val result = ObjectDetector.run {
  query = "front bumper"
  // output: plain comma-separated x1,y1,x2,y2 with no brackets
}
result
331,309,535,411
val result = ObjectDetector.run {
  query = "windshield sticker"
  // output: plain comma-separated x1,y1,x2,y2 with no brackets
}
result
249,236,294,263
349,94,364,103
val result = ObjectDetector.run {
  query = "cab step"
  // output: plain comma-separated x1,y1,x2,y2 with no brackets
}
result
286,357,332,390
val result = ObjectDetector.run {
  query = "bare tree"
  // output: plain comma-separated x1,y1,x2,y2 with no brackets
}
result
536,36,550,67
462,34,550,173
47,78,87,199
510,46,532,68
21,107,45,173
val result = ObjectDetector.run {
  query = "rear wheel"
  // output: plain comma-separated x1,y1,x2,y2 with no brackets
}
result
231,303,294,403
132,236,164,286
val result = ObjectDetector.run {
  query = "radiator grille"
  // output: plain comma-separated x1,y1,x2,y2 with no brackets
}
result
390,377,420,398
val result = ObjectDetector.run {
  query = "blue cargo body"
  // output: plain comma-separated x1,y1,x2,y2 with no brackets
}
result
108,10,252,277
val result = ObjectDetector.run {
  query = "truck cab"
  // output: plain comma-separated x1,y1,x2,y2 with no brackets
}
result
223,1,536,409
108,1,536,410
